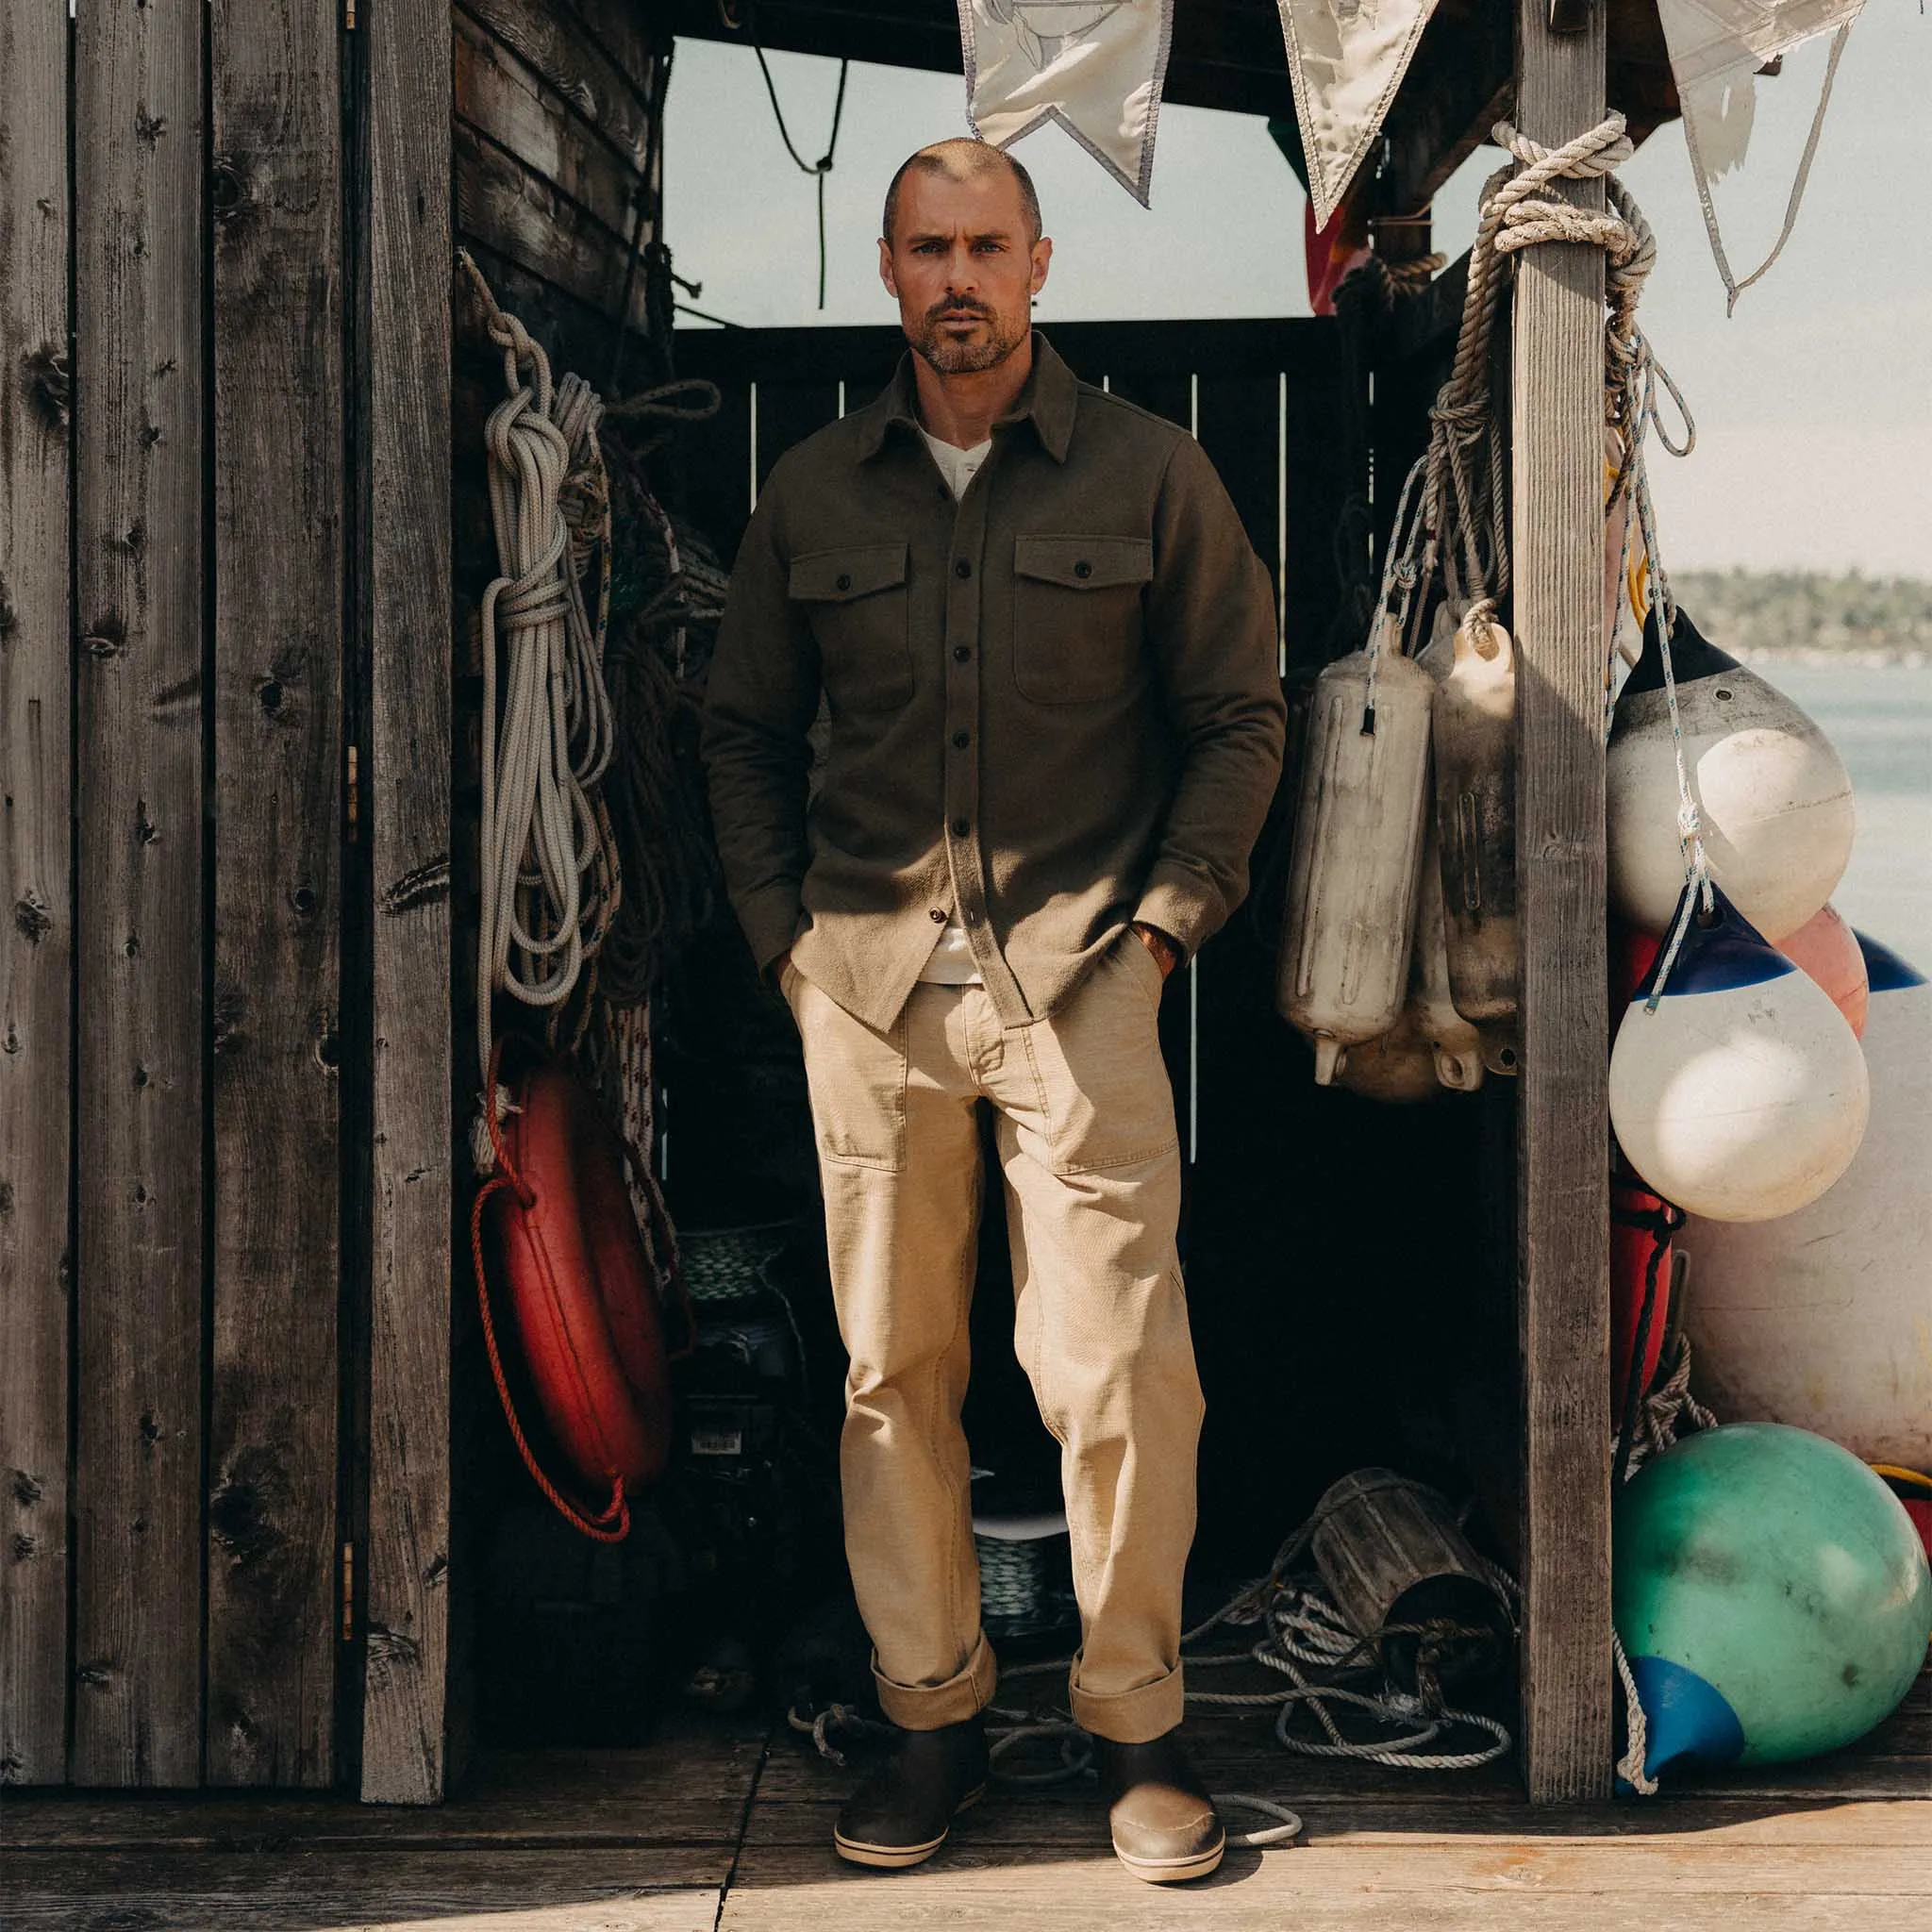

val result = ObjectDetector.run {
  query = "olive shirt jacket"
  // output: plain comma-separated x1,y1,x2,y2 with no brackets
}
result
701,333,1287,1035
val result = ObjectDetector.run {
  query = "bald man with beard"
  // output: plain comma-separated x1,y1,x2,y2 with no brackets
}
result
705,138,1285,1881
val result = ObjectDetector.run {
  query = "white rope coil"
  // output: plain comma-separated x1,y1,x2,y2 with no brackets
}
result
459,252,624,1163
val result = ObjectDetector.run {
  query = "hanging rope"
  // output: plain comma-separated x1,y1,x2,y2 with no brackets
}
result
751,41,850,309
459,253,625,1161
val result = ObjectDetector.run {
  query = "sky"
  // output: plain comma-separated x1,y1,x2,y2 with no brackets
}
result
663,8,1930,578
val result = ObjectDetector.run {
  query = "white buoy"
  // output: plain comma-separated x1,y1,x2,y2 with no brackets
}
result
1608,883,1869,1223
1607,608,1854,942
1681,936,1931,1469
1432,610,1518,1030
1413,825,1485,1091
1278,617,1434,1085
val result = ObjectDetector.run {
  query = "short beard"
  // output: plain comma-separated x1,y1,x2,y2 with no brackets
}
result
908,302,1027,375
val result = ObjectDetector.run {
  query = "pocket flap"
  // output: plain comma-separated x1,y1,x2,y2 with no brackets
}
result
1014,535,1154,591
789,542,908,603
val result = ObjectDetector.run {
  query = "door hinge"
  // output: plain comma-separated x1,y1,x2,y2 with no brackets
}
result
344,0,358,30
341,1541,356,1642
346,743,360,844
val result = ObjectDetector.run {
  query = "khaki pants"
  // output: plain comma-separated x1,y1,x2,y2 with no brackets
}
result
781,932,1203,1744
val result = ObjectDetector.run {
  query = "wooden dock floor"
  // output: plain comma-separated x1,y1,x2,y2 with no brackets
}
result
6,1665,1926,1930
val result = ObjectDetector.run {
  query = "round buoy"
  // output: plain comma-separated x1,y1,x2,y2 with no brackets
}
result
1777,902,1869,1040
1607,608,1854,941
1608,882,1868,1222
1614,1424,1932,1777
1681,935,1931,1469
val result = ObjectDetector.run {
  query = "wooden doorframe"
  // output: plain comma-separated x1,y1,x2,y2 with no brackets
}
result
1509,0,1615,1804
357,0,457,1807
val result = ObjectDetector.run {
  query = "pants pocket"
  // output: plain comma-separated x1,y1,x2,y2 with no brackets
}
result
1022,943,1178,1176
792,976,908,1171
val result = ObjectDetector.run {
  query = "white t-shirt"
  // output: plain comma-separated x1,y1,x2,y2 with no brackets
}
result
917,427,993,986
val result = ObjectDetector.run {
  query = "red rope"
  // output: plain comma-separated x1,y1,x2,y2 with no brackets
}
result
472,1042,631,1543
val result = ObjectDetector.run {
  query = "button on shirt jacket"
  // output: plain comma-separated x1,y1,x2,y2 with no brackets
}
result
703,334,1288,1034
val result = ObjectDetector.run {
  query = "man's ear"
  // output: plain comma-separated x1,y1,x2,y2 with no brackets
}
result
878,236,898,299
1030,236,1053,299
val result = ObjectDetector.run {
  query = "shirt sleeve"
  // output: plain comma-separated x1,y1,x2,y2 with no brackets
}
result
700,463,823,975
1132,432,1289,957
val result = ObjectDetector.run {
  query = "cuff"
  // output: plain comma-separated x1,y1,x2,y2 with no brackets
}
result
1069,1657,1186,1744
730,880,805,978
873,1630,1000,1731
1131,864,1224,962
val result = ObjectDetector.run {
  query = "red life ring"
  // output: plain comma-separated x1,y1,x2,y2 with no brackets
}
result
475,1054,675,1540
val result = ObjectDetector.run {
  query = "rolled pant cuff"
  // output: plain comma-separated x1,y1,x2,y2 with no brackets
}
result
1070,1663,1185,1744
874,1631,1000,1731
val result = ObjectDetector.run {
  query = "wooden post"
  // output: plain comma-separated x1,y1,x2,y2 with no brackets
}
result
71,0,208,1788
360,0,456,1805
0,0,74,1790
1511,0,1614,1802
206,0,344,1787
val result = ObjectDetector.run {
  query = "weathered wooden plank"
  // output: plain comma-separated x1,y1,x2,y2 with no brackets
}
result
458,0,654,166
455,119,652,338
455,8,645,245
361,0,456,1807
1510,0,1614,1805
721,1846,1929,1929
740,1790,1932,1849
1,1726,767,1847
0,0,75,1792
70,0,208,1790
6,1849,727,1932
205,0,344,1790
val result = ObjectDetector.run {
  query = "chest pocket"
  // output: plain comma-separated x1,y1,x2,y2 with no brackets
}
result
790,542,912,712
1012,535,1154,705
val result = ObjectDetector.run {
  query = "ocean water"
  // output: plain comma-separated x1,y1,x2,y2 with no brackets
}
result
1760,662,1932,974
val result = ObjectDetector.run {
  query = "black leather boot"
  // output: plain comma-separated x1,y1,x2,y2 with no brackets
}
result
832,1714,991,1869
1093,1728,1225,1883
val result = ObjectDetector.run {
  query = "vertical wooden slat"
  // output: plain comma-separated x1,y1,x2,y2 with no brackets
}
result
0,0,75,1790
1511,0,1614,1804
71,0,208,1787
205,0,342,1787
361,0,455,1805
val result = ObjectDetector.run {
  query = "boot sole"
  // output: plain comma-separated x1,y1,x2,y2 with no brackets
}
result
1113,1832,1226,1885
833,1784,986,1870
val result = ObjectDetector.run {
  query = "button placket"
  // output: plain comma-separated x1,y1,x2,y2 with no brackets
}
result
942,464,991,974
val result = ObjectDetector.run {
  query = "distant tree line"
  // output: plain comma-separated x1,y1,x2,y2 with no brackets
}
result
1670,570,1932,662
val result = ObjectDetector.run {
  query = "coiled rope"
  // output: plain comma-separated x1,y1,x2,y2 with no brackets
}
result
460,252,624,1159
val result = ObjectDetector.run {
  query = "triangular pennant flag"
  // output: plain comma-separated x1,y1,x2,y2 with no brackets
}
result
1274,0,1442,232
1655,0,1865,310
958,1,1174,206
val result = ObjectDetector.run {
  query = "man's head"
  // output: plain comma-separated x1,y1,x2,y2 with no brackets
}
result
879,139,1051,376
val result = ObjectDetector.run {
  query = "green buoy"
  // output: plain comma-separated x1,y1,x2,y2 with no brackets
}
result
1614,1424,1931,1777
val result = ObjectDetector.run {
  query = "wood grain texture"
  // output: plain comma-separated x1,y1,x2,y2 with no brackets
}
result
2,1724,767,1847
455,9,644,245
454,120,650,336
0,0,75,1791
360,0,456,1807
1510,0,1614,1805
71,0,208,1790
6,1848,727,1932
205,0,344,1790
458,0,653,165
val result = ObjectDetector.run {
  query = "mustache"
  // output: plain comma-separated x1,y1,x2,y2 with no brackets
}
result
925,296,993,321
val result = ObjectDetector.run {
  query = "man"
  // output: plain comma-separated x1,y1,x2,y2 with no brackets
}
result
703,138,1285,1881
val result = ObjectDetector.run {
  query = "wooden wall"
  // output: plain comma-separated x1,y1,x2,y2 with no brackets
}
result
1,0,344,1788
